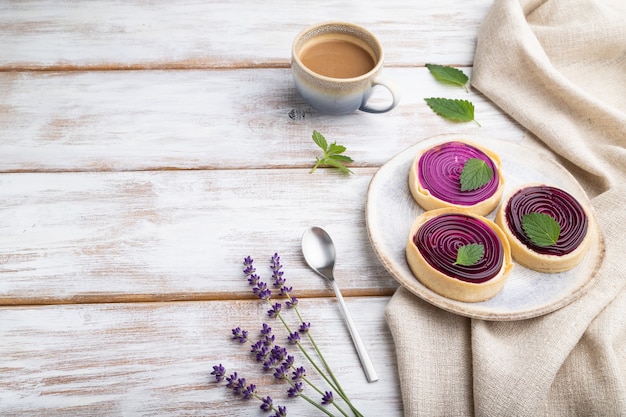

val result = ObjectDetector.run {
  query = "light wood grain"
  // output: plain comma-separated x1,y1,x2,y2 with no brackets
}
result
0,167,401,304
0,0,492,70
0,2,534,415
0,297,401,416
0,68,525,173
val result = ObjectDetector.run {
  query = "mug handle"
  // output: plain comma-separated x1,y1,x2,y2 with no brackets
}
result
359,78,401,113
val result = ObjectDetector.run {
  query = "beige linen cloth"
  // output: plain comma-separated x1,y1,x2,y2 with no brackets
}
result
385,0,626,415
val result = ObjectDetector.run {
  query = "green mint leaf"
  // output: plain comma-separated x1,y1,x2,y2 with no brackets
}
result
424,98,480,126
460,158,494,191
310,130,353,174
327,142,347,156
426,64,469,92
319,157,353,174
454,243,484,266
522,212,561,247
328,154,354,163
312,130,328,152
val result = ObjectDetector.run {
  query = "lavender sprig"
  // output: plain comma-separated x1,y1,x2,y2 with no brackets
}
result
322,391,334,405
247,325,350,417
244,256,337,387
242,255,362,417
211,364,287,417
267,255,353,403
231,327,248,343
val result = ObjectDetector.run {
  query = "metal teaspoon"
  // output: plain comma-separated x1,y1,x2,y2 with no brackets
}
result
301,226,379,383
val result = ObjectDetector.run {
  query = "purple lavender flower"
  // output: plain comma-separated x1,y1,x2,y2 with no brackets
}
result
260,289,273,300
321,391,334,405
253,281,272,300
267,302,281,318
287,381,303,398
231,327,248,343
271,253,289,289
287,331,300,345
233,377,247,395
273,405,288,417
252,324,276,362
211,364,226,382
247,273,260,286
242,383,257,400
270,345,287,363
273,271,286,288
250,339,263,353
282,355,295,369
291,366,306,382
260,323,272,336
263,333,275,346
255,345,270,362
214,364,288,416
285,295,298,308
262,356,276,372
243,256,255,276
229,254,359,416
260,396,273,411
270,253,281,271
273,364,287,380
225,372,238,388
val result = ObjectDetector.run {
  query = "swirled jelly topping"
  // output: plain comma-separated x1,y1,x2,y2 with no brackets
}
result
505,185,588,256
413,213,504,283
418,141,499,206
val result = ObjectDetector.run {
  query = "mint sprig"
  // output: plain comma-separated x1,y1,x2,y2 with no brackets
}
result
424,98,481,126
310,130,354,174
426,64,469,92
454,243,485,266
522,212,561,247
460,158,494,191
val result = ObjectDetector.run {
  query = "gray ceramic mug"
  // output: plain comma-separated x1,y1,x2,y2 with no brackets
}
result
291,22,400,115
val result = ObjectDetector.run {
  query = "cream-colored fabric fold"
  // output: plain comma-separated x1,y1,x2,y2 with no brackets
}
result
386,0,626,415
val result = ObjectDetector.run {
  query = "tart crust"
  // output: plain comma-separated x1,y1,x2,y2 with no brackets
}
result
409,139,505,216
406,208,514,303
495,183,596,273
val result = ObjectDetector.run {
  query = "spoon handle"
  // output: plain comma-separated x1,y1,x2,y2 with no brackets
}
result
330,279,379,383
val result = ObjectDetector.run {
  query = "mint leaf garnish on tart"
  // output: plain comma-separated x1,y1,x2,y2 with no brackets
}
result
522,212,561,247
454,243,485,266
460,158,494,192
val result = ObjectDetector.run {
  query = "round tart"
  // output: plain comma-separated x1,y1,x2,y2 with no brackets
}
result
496,184,595,273
409,140,505,216
406,208,514,302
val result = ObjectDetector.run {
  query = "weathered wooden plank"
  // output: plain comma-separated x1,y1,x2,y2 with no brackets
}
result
0,167,403,304
0,67,526,173
0,0,491,70
0,3,517,416
0,297,402,416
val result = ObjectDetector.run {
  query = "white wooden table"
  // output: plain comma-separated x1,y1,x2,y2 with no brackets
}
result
0,1,528,415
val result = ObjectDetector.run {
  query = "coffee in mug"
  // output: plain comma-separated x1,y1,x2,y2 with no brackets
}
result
292,22,400,115
299,36,376,78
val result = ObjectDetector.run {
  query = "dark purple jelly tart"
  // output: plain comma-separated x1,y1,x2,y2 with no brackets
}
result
496,184,595,273
409,140,504,216
406,208,513,302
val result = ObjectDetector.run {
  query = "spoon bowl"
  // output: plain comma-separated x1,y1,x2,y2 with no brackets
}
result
301,226,379,383
301,226,336,280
